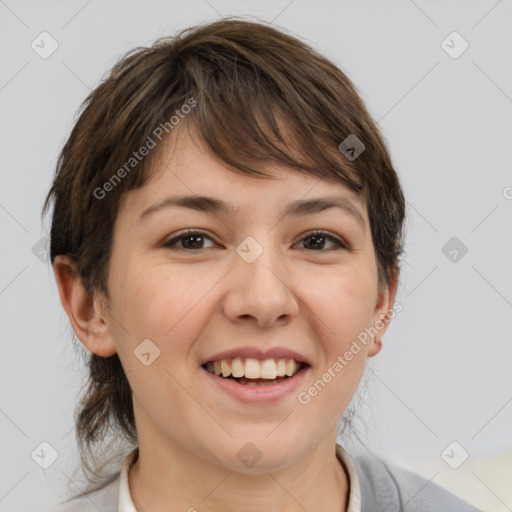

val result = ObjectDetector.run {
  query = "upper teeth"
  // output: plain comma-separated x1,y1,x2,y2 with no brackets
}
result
205,358,302,379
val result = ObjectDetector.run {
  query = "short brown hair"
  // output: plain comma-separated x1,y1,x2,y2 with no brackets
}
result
42,17,405,498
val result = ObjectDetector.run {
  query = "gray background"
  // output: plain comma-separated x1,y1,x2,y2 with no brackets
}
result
1,1,511,510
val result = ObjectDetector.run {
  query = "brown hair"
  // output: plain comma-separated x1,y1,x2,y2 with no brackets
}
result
42,17,405,499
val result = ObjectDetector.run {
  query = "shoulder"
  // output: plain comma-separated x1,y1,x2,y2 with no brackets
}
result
49,474,121,512
351,453,482,512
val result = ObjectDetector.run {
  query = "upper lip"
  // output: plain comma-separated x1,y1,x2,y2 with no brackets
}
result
200,346,311,366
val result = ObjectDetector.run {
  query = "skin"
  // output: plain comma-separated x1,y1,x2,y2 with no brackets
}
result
53,129,398,512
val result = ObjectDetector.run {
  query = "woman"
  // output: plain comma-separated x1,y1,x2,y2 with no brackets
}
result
44,18,481,512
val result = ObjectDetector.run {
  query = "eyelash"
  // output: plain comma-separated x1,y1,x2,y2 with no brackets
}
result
162,229,348,252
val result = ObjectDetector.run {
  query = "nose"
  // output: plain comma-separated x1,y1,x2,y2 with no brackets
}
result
222,239,299,328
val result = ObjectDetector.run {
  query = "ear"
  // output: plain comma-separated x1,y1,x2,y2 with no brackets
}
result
368,267,399,357
52,255,117,357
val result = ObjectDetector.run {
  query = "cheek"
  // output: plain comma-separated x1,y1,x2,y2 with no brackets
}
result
296,265,376,408
298,275,373,416
112,262,220,363
301,264,377,343
109,266,213,421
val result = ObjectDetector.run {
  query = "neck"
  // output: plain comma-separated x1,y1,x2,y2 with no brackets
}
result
128,435,349,512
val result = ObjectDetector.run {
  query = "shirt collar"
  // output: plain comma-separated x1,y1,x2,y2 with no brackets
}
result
337,443,362,512
118,447,138,512
119,444,361,512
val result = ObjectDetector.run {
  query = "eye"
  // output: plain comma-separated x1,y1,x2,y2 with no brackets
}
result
162,229,217,251
163,229,347,252
297,230,347,251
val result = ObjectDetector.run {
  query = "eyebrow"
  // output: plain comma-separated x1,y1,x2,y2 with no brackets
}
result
137,194,366,231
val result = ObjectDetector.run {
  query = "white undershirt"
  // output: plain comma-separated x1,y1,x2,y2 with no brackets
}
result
118,444,361,512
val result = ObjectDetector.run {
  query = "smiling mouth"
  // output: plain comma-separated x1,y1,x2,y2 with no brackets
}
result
202,357,308,386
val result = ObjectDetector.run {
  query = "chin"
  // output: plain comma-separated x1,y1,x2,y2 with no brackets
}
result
200,432,306,474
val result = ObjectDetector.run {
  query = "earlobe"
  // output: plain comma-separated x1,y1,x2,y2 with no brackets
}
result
368,268,399,358
368,337,382,357
52,255,117,357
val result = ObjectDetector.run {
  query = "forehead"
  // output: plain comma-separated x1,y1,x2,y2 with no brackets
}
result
118,129,368,228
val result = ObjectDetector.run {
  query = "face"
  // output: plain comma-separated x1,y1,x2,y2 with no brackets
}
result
98,129,394,473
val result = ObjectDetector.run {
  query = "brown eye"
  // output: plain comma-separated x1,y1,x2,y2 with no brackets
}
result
163,230,216,250
298,230,347,251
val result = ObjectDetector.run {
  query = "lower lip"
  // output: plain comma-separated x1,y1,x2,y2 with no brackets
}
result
201,366,310,404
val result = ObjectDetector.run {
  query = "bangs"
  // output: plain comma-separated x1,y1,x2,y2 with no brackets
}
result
135,29,366,194
189,95,363,192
